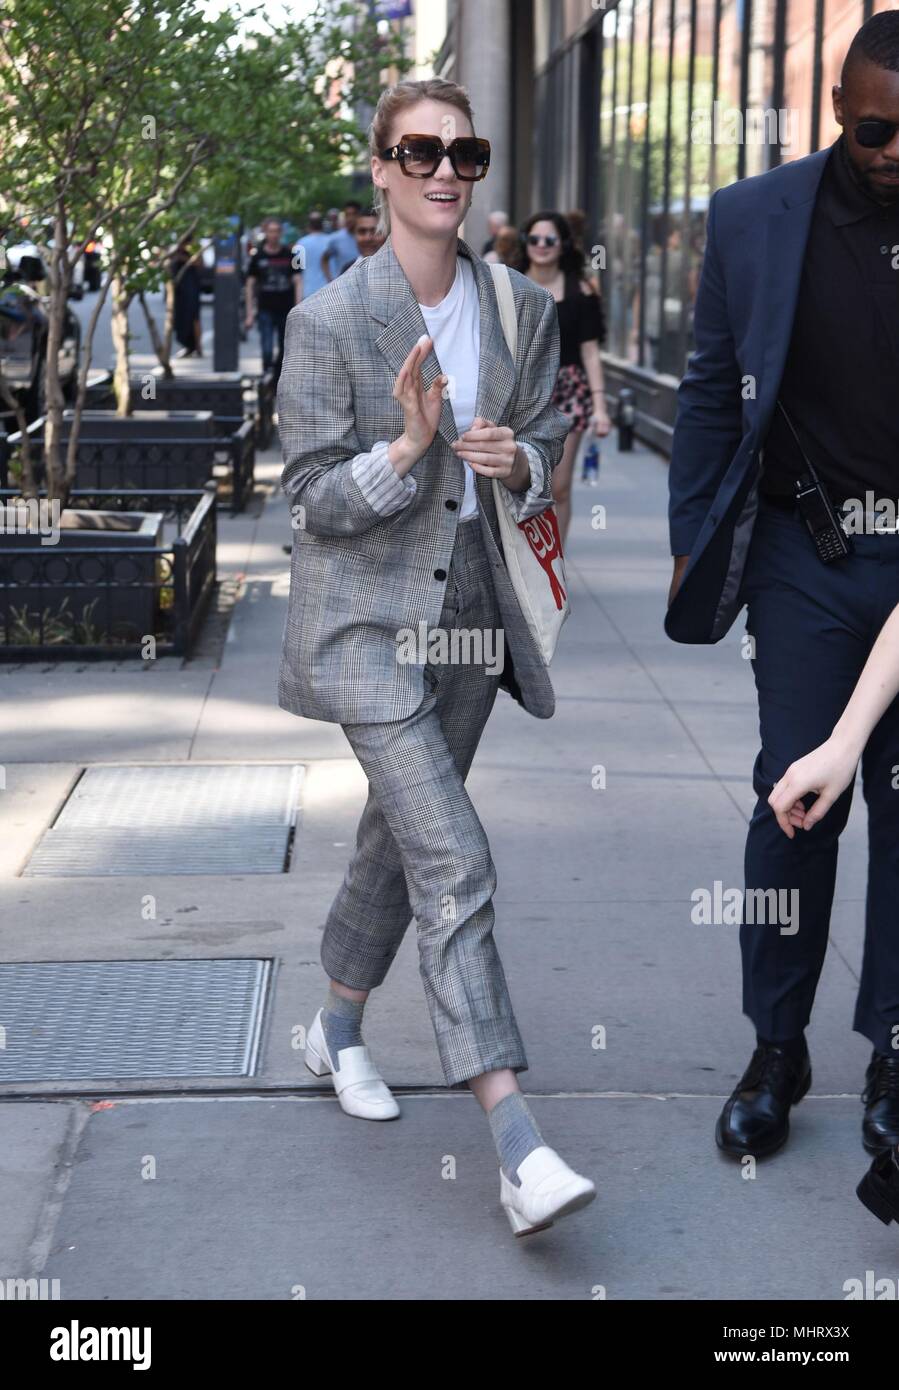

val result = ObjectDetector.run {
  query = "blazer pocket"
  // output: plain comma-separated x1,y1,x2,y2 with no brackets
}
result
306,537,378,565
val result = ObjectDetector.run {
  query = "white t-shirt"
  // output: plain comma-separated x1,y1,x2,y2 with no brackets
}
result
417,256,480,519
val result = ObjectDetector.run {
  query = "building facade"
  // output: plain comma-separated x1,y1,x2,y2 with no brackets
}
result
433,0,894,450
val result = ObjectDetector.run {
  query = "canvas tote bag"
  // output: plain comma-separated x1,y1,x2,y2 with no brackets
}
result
487,260,570,664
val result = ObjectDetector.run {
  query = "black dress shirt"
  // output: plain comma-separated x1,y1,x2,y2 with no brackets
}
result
760,134,899,504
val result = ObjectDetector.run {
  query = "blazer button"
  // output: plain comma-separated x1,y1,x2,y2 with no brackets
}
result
445,498,458,509
434,568,447,581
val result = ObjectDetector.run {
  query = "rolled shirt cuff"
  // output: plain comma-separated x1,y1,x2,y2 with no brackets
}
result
497,441,549,522
351,439,417,516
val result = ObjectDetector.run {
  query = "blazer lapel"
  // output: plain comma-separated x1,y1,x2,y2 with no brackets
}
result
368,235,517,455
757,147,831,423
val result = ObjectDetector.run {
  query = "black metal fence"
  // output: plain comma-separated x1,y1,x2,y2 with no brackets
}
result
0,484,217,659
0,415,255,516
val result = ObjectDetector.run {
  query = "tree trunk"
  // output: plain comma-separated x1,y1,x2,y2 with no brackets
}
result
43,202,71,508
161,268,177,369
64,254,117,488
139,289,171,377
109,273,133,416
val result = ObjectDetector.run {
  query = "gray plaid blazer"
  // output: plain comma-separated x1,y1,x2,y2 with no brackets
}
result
276,234,570,724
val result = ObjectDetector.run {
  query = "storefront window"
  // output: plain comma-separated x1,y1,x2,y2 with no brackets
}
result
538,0,876,383
784,0,818,158
819,0,864,149
628,0,652,365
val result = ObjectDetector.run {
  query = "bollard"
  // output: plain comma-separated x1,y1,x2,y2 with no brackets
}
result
617,386,636,452
581,439,600,485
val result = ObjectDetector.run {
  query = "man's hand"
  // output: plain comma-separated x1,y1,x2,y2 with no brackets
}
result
668,554,690,608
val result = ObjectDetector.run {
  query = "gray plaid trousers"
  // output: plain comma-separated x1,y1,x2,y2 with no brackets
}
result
321,517,529,1090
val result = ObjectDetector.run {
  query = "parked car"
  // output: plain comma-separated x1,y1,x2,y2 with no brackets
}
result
6,237,84,298
0,245,81,425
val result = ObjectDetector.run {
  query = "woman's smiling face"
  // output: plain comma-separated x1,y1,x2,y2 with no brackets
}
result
526,219,563,269
372,99,477,240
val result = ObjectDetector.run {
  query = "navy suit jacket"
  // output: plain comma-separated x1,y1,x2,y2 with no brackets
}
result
665,145,832,643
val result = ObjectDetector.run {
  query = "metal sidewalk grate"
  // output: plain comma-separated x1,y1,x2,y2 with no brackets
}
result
0,959,271,1081
24,764,304,876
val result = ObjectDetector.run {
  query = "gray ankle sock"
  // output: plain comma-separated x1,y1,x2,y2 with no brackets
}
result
488,1091,545,1186
321,985,366,1060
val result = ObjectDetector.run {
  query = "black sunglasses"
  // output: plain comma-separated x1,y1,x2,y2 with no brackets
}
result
854,119,899,149
378,134,491,181
527,234,559,247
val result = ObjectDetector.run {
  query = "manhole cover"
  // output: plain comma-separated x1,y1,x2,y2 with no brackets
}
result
24,764,304,876
0,959,271,1081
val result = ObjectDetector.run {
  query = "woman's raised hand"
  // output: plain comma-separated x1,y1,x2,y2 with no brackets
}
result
392,335,446,464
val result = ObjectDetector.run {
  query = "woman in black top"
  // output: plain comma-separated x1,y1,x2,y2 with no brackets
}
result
516,210,609,544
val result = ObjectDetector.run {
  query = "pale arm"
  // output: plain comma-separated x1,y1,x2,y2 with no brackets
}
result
768,600,899,836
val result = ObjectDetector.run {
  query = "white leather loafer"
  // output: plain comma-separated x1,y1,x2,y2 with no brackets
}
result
304,1008,400,1120
499,1146,596,1236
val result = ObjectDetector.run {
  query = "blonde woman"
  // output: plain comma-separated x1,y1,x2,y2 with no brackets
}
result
276,78,595,1237
769,599,899,1227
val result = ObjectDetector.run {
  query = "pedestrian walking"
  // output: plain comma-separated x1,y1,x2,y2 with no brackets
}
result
321,201,361,282
482,225,520,266
336,206,382,271
666,10,899,1166
293,211,331,301
517,210,610,545
481,209,508,257
276,76,594,1238
168,236,202,358
245,217,301,382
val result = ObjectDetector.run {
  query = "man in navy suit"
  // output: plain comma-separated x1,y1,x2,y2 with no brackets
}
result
666,12,899,1161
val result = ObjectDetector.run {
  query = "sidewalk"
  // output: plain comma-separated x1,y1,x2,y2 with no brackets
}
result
0,365,889,1299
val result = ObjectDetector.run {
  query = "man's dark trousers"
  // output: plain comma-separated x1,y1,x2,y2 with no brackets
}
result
740,496,899,1054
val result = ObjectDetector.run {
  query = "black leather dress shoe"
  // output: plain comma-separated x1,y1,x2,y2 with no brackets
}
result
861,1051,899,1155
857,1144,899,1225
716,1042,812,1158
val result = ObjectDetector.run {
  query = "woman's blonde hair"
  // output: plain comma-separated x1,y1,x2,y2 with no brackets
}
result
369,78,476,239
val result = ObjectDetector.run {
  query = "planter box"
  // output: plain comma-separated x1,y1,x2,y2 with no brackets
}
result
0,484,217,657
130,372,245,422
1,505,163,645
61,409,216,441
6,407,254,514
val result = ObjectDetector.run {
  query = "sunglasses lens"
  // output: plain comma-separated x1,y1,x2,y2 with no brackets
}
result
400,138,441,173
855,120,896,148
453,140,489,179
